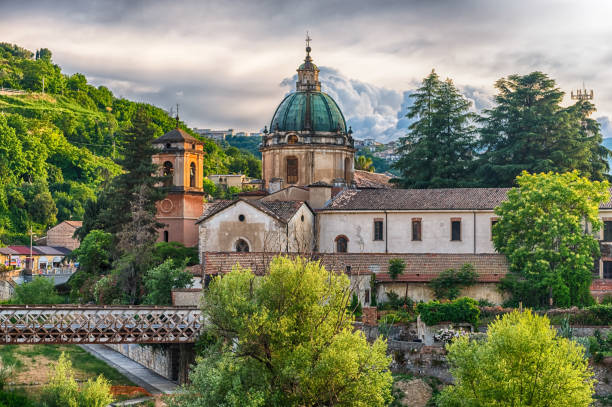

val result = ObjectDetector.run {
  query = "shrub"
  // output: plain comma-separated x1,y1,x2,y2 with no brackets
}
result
0,389,35,407
79,375,113,407
377,291,413,310
41,352,113,407
11,277,63,304
429,263,478,300
568,304,612,325
349,292,362,317
388,258,405,280
600,294,612,305
417,297,480,326
41,352,79,407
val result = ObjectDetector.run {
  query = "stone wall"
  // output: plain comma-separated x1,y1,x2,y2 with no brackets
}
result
171,289,201,306
107,344,177,381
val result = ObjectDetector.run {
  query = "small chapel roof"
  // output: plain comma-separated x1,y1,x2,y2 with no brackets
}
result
153,128,200,144
196,199,308,225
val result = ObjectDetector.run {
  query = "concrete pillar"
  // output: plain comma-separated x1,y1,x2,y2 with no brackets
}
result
178,343,196,385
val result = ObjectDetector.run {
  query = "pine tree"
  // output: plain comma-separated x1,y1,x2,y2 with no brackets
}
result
476,72,610,187
393,70,477,188
98,108,165,236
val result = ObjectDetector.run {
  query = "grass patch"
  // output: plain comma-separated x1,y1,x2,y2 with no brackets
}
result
0,345,135,388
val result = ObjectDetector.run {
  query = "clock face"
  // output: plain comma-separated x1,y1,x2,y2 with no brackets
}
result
160,198,174,213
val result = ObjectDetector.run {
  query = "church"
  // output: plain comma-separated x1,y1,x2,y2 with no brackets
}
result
154,42,612,306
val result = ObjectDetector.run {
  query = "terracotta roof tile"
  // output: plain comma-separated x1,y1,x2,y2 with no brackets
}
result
353,170,393,189
196,199,306,224
323,188,512,211
203,252,509,281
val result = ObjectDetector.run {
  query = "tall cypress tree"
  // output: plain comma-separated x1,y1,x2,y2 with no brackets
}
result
393,70,477,188
476,71,610,187
98,108,165,236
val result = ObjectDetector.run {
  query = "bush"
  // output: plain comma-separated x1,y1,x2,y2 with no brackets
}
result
41,352,113,407
377,291,413,310
79,375,113,407
388,258,405,280
600,294,612,305
417,297,480,326
348,292,362,317
429,263,478,300
568,304,612,326
11,277,63,304
0,389,35,407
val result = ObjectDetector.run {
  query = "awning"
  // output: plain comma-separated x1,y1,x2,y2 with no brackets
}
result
39,256,48,264
52,256,63,263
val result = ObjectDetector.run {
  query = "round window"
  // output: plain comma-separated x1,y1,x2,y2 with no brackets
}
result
239,214,245,222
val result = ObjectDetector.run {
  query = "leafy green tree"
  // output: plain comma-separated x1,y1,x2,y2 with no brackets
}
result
143,259,193,305
394,70,477,188
202,178,218,197
477,72,610,186
355,155,375,172
388,258,405,280
429,263,478,300
437,310,594,407
494,171,608,307
69,229,113,302
169,256,392,407
11,277,63,304
150,241,199,266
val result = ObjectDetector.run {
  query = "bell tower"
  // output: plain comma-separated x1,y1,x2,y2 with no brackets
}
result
152,125,205,247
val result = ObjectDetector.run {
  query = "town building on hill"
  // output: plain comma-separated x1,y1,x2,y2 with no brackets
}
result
46,220,82,250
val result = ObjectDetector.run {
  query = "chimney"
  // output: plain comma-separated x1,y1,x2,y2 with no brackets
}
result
268,177,284,193
307,181,332,209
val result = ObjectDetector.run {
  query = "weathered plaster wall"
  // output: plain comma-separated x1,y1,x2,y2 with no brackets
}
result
378,281,506,305
199,201,287,253
317,210,498,254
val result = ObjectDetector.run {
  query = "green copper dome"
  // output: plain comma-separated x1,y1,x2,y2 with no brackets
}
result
270,91,347,133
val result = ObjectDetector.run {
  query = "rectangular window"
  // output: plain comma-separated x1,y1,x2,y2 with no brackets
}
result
604,261,612,279
451,219,461,241
374,220,384,241
286,158,298,184
594,259,601,278
364,289,370,305
604,221,612,242
491,218,498,240
412,219,422,241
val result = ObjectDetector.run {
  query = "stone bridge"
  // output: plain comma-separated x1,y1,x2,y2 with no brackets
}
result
0,305,201,344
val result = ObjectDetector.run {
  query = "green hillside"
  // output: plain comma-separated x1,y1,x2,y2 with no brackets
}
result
0,43,259,244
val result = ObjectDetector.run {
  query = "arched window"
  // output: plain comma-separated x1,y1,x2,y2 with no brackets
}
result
163,161,174,186
335,235,348,253
286,157,298,184
344,157,351,183
287,134,298,144
189,162,196,188
235,239,250,253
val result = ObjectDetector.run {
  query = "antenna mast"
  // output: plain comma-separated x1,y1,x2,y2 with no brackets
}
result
571,82,594,101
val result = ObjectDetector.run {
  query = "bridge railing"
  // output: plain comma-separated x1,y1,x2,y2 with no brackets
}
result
0,305,201,344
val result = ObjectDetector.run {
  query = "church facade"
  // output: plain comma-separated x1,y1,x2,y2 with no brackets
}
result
153,41,612,306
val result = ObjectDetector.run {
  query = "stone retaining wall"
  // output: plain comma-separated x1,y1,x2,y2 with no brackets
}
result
107,344,177,381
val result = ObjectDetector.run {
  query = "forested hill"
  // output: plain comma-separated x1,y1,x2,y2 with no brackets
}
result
0,43,259,244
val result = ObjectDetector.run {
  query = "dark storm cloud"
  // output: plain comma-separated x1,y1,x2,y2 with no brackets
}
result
2,0,612,139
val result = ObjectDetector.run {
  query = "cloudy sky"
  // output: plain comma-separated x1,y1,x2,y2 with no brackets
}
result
2,0,612,141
